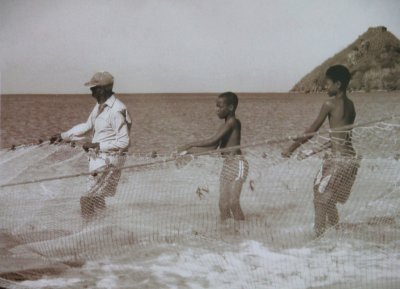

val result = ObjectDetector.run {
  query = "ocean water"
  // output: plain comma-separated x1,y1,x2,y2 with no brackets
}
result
1,92,400,289
2,92,400,151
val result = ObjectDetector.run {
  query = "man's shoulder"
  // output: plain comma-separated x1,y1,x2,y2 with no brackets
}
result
111,97,128,112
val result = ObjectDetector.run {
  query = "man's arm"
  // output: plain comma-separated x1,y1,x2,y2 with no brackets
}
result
179,119,235,153
58,108,96,142
282,101,332,157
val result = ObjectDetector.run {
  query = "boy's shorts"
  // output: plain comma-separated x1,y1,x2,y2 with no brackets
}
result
220,155,249,183
314,155,361,204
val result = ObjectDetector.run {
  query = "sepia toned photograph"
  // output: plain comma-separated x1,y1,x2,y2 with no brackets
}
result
1,1,400,288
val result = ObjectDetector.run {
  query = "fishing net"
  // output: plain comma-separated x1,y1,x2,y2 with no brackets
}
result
0,116,399,289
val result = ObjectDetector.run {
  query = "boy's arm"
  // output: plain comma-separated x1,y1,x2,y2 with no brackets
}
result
282,101,332,157
179,119,235,153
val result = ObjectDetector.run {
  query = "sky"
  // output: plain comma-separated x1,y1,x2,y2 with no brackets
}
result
0,0,399,94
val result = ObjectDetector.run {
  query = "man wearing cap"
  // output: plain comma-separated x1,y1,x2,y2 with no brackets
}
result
50,71,131,219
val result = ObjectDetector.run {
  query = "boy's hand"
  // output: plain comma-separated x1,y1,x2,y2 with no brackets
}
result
177,144,191,153
50,133,62,144
297,149,314,160
175,153,193,169
281,148,292,158
83,142,100,152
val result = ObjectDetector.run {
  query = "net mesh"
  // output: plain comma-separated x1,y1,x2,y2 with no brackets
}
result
0,116,400,289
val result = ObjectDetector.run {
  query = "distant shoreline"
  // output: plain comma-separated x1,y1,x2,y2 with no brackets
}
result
1,90,399,97
290,89,400,94
0,92,282,97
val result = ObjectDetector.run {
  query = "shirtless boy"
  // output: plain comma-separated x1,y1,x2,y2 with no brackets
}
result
179,92,249,224
282,65,360,237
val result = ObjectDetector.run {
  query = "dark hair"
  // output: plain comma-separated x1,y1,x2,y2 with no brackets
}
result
325,65,351,90
218,91,238,110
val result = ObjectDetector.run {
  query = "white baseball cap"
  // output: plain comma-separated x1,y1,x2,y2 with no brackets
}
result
84,71,114,87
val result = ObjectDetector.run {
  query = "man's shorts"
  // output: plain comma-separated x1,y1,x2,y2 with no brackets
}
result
220,155,249,184
86,153,126,198
314,155,361,204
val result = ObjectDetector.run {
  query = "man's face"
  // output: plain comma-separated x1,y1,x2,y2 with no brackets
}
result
325,78,340,97
216,97,231,119
90,86,104,101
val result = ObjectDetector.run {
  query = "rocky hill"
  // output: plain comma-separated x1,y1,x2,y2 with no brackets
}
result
291,26,400,92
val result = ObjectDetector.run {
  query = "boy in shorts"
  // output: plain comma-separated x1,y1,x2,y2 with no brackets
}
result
282,65,360,237
179,92,249,224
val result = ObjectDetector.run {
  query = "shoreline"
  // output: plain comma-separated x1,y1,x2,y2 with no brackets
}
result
1,90,399,98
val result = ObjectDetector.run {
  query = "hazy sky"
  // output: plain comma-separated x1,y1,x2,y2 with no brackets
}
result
1,0,399,94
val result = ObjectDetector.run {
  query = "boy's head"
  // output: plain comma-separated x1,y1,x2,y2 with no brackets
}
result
325,65,351,95
216,92,238,119
218,92,238,110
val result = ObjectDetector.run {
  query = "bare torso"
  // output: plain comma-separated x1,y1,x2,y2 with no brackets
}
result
219,118,242,155
328,97,356,156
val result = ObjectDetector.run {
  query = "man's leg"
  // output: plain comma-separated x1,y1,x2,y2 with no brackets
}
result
93,196,106,210
80,196,95,219
82,172,104,219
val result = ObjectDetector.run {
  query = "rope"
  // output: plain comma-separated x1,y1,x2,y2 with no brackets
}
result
1,114,399,188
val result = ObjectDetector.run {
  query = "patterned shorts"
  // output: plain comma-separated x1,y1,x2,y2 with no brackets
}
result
220,155,249,183
314,155,361,204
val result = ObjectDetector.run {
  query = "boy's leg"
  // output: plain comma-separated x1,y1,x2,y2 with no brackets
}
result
335,156,361,204
313,184,327,237
313,199,327,237
326,200,339,228
313,158,334,237
230,180,245,221
219,180,232,221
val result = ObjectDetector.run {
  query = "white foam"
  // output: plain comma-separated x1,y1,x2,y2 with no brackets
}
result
20,277,81,288
96,274,118,289
12,239,400,288
147,240,399,289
